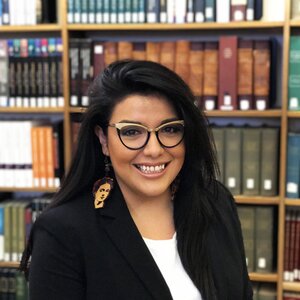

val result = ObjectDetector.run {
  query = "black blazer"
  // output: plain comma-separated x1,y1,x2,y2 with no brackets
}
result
29,182,253,300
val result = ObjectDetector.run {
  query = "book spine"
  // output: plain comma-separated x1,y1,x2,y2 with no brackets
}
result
68,0,74,23
20,39,30,107
96,0,103,23
230,0,247,21
41,39,50,107
260,128,279,196
290,211,297,281
174,0,186,23
288,36,300,111
203,42,218,110
246,0,255,21
11,204,18,262
14,39,23,107
31,127,40,187
35,39,44,108
117,41,133,60
205,0,216,22
37,127,47,188
88,0,96,23
174,40,190,83
253,40,271,110
104,42,118,66
48,38,58,107
160,0,167,23
2,0,10,24
0,40,9,107
131,0,139,23
69,39,80,107
56,38,64,107
4,203,12,262
147,0,159,23
110,0,117,23
224,127,242,195
0,206,4,261
45,126,55,188
284,209,292,281
81,0,89,23
132,42,146,60
93,42,105,78
188,41,204,100
295,211,300,281
138,0,146,23
216,0,230,23
167,0,175,23
8,40,16,107
159,41,175,71
146,42,160,62
238,39,254,110
211,127,225,184
218,36,238,111
53,122,64,187
124,0,131,23
194,0,204,22
254,0,263,21
242,128,261,196
74,0,82,23
291,0,300,20
28,39,37,107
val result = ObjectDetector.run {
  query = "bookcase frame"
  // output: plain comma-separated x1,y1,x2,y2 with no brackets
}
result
0,0,300,298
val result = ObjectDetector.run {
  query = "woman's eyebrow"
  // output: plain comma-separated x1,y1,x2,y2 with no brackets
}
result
117,117,179,126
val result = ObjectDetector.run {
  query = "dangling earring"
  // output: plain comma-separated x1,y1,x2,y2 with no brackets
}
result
171,176,180,201
93,156,114,209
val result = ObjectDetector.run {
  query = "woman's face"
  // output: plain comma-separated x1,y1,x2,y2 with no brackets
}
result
96,94,185,201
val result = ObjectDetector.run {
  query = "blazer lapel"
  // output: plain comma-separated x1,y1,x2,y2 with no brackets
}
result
95,185,173,300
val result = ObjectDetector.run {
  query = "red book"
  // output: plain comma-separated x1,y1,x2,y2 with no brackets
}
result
284,210,292,281
290,211,297,281
295,211,300,281
93,41,105,79
218,36,238,111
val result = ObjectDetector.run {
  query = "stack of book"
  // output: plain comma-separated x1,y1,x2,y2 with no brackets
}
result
237,205,276,274
286,133,300,199
284,208,300,282
67,0,284,24
0,120,64,189
0,38,64,108
0,0,57,25
69,36,276,111
212,126,279,196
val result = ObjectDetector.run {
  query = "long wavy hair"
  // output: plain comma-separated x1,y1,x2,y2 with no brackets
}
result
21,60,219,300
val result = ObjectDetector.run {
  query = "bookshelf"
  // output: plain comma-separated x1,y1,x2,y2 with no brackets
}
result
0,0,300,299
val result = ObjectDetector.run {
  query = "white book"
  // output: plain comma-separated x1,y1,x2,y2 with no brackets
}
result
8,0,16,25
167,0,175,23
174,0,186,23
216,0,230,23
0,40,9,107
0,204,4,261
21,121,33,187
0,122,4,187
11,122,21,187
262,0,284,21
25,0,37,25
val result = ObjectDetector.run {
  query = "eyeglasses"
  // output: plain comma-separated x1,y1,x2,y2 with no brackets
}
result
108,120,184,150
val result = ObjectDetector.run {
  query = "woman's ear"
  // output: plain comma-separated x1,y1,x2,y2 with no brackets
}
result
95,126,109,156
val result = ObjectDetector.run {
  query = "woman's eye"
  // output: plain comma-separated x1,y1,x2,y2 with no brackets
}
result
161,125,181,134
120,127,142,136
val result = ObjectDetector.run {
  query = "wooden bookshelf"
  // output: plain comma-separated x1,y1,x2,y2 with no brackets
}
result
0,262,20,268
0,1,299,299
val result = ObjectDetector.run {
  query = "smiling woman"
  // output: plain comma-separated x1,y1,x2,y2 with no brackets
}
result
20,60,253,300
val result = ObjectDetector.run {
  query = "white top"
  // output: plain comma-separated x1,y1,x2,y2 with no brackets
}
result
143,233,202,300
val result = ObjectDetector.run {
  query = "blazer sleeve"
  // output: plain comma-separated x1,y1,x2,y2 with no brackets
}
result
29,208,85,300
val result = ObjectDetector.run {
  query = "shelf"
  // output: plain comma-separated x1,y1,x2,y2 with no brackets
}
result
0,187,58,193
67,21,284,31
235,196,280,205
0,24,62,32
69,107,87,113
285,199,300,206
0,107,65,113
289,20,300,27
283,282,300,292
0,262,19,268
287,111,300,118
249,272,278,282
205,109,282,118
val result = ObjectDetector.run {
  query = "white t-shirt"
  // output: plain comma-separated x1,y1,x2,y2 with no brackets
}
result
143,233,202,300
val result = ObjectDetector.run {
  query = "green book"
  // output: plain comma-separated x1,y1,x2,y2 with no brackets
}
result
74,0,82,23
288,36,300,111
257,283,277,300
4,202,13,262
224,127,242,195
88,0,96,23
118,0,125,23
67,0,74,23
110,0,118,23
11,203,19,262
205,0,216,22
81,0,88,23
260,128,279,196
242,128,261,196
255,206,274,273
103,0,110,23
15,271,28,300
211,127,225,184
96,0,103,23
125,0,132,23
237,205,256,272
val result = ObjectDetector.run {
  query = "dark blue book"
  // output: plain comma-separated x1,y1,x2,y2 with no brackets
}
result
194,0,205,22
2,0,10,25
286,133,300,198
147,0,160,23
255,0,263,20
246,0,255,21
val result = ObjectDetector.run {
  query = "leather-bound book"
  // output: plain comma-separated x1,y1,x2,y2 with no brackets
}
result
230,0,246,21
253,40,270,110
218,36,238,110
104,42,118,67
174,40,190,83
132,42,146,61
203,41,218,110
118,41,133,60
160,41,175,71
146,42,160,63
188,41,204,104
284,209,292,281
238,39,253,110
93,41,105,79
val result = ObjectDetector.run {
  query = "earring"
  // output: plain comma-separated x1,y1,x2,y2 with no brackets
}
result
171,176,180,201
93,156,114,209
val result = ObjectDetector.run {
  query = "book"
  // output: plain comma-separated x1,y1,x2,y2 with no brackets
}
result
218,36,238,111
93,41,105,78
118,41,133,60
160,41,175,71
242,128,261,196
224,127,242,195
2,0,10,24
87,0,96,23
175,40,190,83
35,39,44,108
53,121,64,187
48,38,58,107
260,128,279,196
203,41,218,110
284,209,293,281
147,0,160,23
255,206,275,273
257,283,277,300
0,40,8,107
186,0,194,23
110,0,118,23
253,40,270,110
289,210,297,282
211,127,224,183
286,133,300,198
167,0,175,23
96,0,103,23
230,0,247,21
174,0,186,23
292,0,300,20
104,42,118,66
288,36,300,111
81,0,89,23
237,205,255,272
67,0,74,23
216,0,230,23
238,39,253,110
69,38,81,107
74,0,82,23
41,38,51,107
194,0,205,22
124,0,131,23
132,0,139,23
205,0,215,22
146,42,160,62
246,0,255,21
254,0,263,20
138,0,146,23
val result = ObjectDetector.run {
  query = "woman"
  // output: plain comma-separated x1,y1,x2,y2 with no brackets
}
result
21,60,252,300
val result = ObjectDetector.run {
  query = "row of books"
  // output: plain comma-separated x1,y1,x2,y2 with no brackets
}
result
0,38,64,108
284,208,300,282
284,292,300,300
252,283,277,300
0,268,27,299
288,36,300,111
69,37,275,111
67,0,284,24
0,0,56,25
0,121,64,189
0,197,51,263
286,133,300,199
212,126,279,196
237,205,276,274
